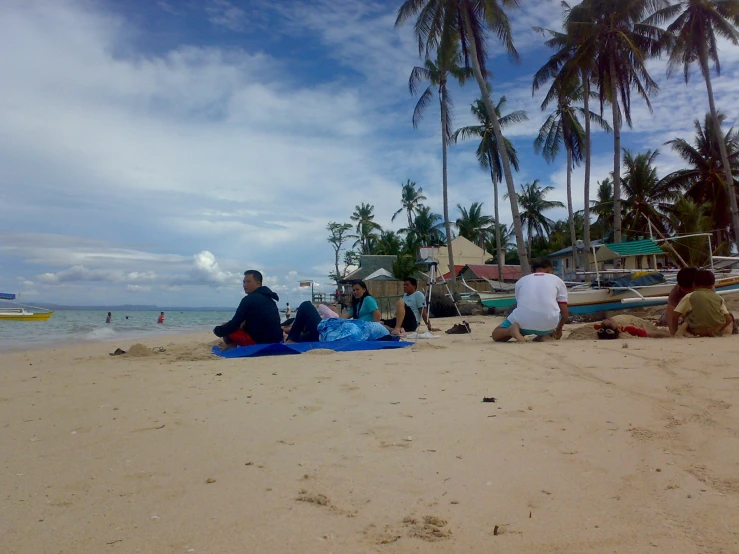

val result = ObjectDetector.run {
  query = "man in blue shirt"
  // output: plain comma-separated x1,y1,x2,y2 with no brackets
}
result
382,277,437,335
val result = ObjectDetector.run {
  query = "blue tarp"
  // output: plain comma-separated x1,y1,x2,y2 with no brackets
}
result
0,292,16,300
212,339,413,358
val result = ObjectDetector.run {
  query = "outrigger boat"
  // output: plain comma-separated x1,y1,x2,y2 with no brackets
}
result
474,238,739,315
0,293,54,321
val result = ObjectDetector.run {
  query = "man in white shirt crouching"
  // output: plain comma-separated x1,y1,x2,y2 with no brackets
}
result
492,258,568,343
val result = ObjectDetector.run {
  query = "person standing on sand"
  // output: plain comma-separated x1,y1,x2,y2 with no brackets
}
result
158,312,165,324
492,258,568,343
213,270,283,348
285,303,291,319
106,312,111,324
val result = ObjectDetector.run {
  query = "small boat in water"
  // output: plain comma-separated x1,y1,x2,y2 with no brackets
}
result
0,293,54,321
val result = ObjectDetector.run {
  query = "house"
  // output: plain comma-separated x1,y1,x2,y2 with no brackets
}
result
547,239,669,279
460,264,522,283
420,236,494,278
341,255,398,283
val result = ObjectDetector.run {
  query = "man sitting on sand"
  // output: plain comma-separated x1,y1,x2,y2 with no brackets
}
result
492,258,568,343
670,269,734,337
382,278,439,335
213,270,283,348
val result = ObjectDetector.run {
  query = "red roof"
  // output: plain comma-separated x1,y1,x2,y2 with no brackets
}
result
464,264,522,281
441,265,465,280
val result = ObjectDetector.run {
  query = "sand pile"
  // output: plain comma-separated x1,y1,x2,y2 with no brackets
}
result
125,343,154,357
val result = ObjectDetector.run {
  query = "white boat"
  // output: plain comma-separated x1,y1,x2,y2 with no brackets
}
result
0,293,54,321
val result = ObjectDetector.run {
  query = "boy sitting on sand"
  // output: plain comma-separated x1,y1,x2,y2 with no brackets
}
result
670,270,733,337
492,258,568,343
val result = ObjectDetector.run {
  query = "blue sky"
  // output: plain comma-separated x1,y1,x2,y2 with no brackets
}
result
1,0,737,307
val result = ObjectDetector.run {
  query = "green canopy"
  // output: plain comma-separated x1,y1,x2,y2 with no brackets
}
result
596,239,665,261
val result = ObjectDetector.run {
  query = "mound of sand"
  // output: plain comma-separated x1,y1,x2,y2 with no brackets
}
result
125,343,154,357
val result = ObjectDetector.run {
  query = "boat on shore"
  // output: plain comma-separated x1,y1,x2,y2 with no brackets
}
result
477,272,739,315
0,293,54,321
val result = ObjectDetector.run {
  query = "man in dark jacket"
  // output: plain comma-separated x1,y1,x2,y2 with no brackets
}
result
213,270,283,347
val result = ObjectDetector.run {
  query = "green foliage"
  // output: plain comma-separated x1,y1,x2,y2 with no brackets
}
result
392,254,417,281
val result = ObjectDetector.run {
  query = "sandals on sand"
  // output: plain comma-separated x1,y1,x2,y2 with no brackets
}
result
445,321,471,334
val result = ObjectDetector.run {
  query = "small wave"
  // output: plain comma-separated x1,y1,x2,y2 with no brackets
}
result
85,326,117,340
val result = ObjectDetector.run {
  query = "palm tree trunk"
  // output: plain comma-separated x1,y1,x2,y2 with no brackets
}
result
566,144,577,274
489,164,504,287
461,12,530,275
440,84,457,294
582,74,592,262
610,58,622,243
702,54,739,245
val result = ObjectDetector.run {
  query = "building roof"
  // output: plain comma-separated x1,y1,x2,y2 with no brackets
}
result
364,268,396,281
597,239,665,261
547,240,604,259
441,265,465,280
462,264,523,281
341,255,397,283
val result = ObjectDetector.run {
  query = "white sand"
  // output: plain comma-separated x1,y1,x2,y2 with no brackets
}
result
1,317,739,553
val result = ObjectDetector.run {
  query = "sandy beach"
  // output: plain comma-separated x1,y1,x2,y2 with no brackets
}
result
2,316,739,553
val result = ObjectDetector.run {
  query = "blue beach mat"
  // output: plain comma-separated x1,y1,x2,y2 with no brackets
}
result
212,339,413,358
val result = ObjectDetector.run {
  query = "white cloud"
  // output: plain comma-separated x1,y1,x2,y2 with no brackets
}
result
205,0,247,31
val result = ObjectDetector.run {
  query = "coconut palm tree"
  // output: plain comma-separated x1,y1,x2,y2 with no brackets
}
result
662,112,739,250
533,12,600,258
591,178,614,241
505,180,565,258
403,206,446,253
374,230,405,256
409,47,471,293
350,203,382,255
485,222,516,262
396,0,532,274
565,0,671,243
456,201,493,248
452,95,527,281
668,198,715,265
651,0,739,242
534,78,611,269
621,149,681,236
392,180,428,228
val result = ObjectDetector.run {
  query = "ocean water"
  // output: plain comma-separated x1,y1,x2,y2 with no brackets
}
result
0,310,237,351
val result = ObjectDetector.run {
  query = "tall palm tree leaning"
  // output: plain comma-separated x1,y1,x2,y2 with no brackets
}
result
565,0,670,243
392,179,428,229
409,47,470,293
534,79,610,269
453,95,527,282
650,0,739,245
396,0,532,274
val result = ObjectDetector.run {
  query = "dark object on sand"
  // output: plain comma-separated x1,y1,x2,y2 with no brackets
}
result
445,321,471,334
109,348,126,356
482,397,497,403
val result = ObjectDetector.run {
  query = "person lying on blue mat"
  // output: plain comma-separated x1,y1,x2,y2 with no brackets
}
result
284,301,389,344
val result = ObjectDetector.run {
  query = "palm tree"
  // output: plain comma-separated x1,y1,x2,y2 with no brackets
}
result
565,0,670,243
392,179,428,228
621,149,680,236
591,178,614,241
651,0,739,243
485,222,515,262
403,206,446,253
409,47,471,293
456,201,493,248
396,0,532,274
533,11,601,258
453,95,527,281
668,198,714,265
374,230,405,256
662,112,739,249
350,203,382,255
505,180,565,258
534,78,611,269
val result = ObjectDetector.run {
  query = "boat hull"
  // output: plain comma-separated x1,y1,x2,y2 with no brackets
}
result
0,311,54,321
479,275,739,315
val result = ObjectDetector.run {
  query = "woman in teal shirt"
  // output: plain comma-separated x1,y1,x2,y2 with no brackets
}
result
345,281,381,322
